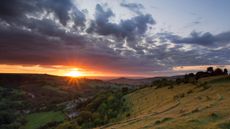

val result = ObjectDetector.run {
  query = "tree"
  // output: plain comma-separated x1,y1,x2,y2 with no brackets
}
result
224,68,228,75
175,78,182,85
188,73,195,77
77,111,93,124
122,87,128,94
207,67,214,74
213,68,224,75
195,71,210,79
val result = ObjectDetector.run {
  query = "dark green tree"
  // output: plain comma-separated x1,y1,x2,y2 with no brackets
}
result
214,68,224,75
224,68,228,75
207,67,214,74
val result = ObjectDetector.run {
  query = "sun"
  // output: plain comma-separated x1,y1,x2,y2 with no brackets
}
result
65,69,83,78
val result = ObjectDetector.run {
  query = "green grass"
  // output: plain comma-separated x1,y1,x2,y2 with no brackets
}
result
42,86,67,94
23,111,65,129
208,76,230,84
98,75,230,129
218,121,230,129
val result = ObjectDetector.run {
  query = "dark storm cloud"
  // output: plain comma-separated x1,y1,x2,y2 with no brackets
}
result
39,0,73,26
0,0,87,65
0,23,120,66
39,0,86,26
120,1,144,14
0,0,86,27
0,0,35,18
170,31,230,46
87,4,155,40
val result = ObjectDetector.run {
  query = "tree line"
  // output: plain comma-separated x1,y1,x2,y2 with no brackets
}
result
151,67,229,88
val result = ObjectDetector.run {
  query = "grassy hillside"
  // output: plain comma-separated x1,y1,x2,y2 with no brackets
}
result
108,76,183,86
99,75,230,129
0,74,128,129
2,73,230,129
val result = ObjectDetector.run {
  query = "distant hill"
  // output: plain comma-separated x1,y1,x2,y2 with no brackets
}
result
0,73,121,107
108,75,184,86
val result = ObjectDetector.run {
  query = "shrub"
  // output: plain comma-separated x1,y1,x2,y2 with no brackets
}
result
191,108,199,113
187,90,193,94
56,121,80,129
168,85,174,89
154,120,161,125
39,121,61,129
122,87,129,94
218,121,230,129
210,112,219,118
77,111,93,125
154,117,173,125
198,82,210,91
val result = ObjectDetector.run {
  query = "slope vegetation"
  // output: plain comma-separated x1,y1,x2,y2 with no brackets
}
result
99,75,230,129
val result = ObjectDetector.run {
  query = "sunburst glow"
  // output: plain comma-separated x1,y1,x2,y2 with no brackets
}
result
65,69,83,78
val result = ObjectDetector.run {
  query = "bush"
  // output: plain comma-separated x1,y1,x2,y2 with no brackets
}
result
187,90,193,94
0,111,17,125
74,92,129,128
56,121,80,129
77,111,93,125
122,87,129,94
154,118,173,125
198,82,210,91
218,121,230,129
39,121,61,129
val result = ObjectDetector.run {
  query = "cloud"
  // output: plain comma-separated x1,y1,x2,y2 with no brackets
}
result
120,1,144,14
0,0,86,27
170,31,230,46
0,0,36,18
39,0,86,26
87,4,155,40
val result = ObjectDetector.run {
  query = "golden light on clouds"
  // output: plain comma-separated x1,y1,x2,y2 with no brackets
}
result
0,64,102,77
0,64,131,78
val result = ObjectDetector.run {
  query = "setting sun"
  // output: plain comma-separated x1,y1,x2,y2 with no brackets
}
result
65,69,83,78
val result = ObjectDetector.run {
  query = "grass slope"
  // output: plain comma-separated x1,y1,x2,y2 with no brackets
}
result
98,75,230,129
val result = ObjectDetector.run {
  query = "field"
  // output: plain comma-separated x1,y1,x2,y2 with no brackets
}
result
23,111,65,129
98,75,230,129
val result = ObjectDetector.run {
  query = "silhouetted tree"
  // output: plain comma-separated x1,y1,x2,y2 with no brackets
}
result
224,68,228,75
207,67,214,74
175,78,182,85
188,73,195,77
122,87,128,94
184,73,197,84
213,68,224,75
195,71,210,79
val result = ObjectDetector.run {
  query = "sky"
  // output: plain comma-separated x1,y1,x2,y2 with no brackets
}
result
0,0,230,77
